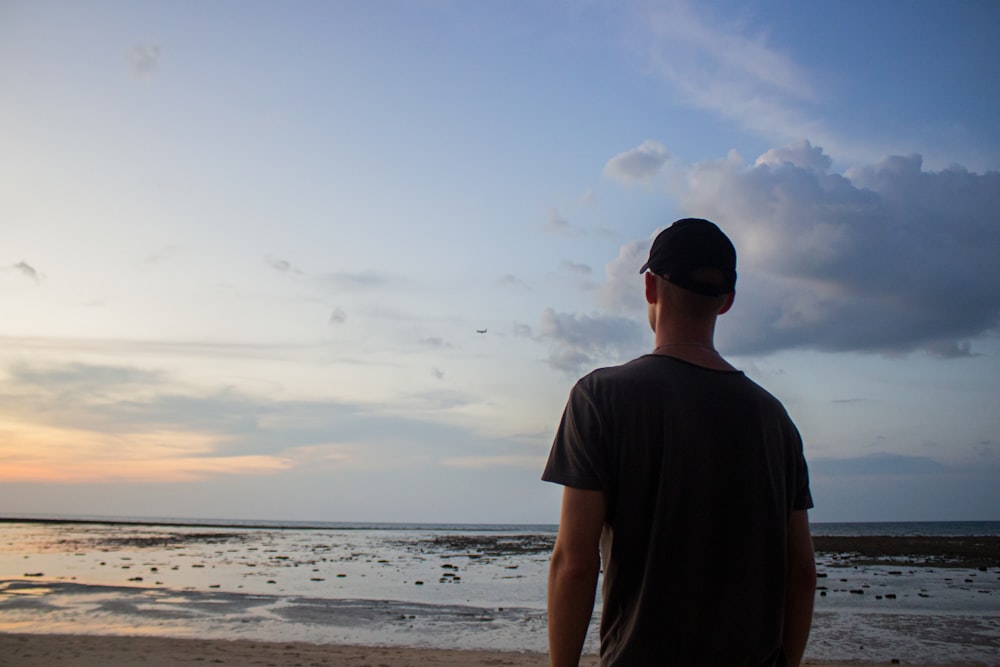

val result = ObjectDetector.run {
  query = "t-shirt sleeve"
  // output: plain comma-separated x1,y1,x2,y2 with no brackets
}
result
790,422,814,511
794,460,813,511
541,379,608,491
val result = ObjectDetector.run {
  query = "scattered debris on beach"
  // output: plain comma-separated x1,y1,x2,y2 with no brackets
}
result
812,535,1000,569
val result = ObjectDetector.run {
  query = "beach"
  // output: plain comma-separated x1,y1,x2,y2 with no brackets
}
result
1,520,998,665
0,633,968,667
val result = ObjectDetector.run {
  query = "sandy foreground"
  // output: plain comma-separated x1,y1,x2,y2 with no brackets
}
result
0,633,963,667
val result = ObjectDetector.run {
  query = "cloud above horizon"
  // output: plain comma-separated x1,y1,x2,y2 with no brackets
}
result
603,140,670,185
0,359,533,484
544,141,1000,364
809,452,948,477
538,308,646,372
636,4,830,154
684,144,1000,355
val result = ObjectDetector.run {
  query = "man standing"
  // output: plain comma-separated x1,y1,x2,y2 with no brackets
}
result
543,218,815,666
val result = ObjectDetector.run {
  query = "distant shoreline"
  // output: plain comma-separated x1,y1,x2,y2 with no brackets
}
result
3,515,1000,569
2,514,998,534
0,515,561,532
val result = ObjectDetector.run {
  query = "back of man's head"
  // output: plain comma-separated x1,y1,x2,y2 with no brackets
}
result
639,218,737,297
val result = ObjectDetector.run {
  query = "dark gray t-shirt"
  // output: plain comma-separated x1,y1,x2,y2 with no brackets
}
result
543,355,812,666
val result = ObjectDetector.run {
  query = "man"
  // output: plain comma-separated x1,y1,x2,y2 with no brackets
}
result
543,218,815,666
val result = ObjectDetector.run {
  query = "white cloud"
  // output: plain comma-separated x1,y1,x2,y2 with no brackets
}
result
602,140,670,184
562,142,1000,358
677,145,1000,355
645,3,817,102
630,4,865,163
595,239,648,314
755,139,832,172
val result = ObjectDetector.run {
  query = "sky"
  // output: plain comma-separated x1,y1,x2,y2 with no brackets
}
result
1,0,998,525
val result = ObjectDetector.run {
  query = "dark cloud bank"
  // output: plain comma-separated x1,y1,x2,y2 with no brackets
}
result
542,142,1000,371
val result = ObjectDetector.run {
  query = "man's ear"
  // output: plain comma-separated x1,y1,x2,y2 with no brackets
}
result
718,291,735,315
644,272,659,305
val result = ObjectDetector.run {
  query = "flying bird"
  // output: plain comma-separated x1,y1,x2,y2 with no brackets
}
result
476,328,487,334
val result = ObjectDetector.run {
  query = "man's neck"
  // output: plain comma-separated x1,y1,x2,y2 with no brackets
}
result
651,325,736,371
651,341,737,371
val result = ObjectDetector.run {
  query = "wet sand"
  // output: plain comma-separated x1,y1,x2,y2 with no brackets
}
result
0,633,967,666
2,525,997,664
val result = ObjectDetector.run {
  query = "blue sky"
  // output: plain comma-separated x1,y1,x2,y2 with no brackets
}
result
1,0,998,524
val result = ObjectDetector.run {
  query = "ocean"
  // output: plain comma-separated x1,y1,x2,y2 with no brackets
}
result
1,516,998,664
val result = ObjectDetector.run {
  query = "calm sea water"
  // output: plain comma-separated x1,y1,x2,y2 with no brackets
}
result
1,516,998,664
811,520,1000,537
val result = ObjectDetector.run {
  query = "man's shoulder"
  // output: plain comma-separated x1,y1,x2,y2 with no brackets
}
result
571,356,687,402
577,355,656,384
577,357,790,411
738,373,789,409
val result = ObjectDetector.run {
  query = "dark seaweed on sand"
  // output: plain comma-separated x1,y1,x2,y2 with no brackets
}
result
58,532,254,551
387,533,556,558
45,528,1000,569
813,535,1000,569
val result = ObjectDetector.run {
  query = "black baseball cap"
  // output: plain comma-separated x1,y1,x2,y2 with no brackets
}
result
638,218,737,296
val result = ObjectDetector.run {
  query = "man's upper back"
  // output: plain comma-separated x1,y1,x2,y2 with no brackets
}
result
543,354,812,665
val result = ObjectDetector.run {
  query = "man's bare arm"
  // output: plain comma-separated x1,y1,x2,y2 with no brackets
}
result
783,509,816,667
548,487,605,667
